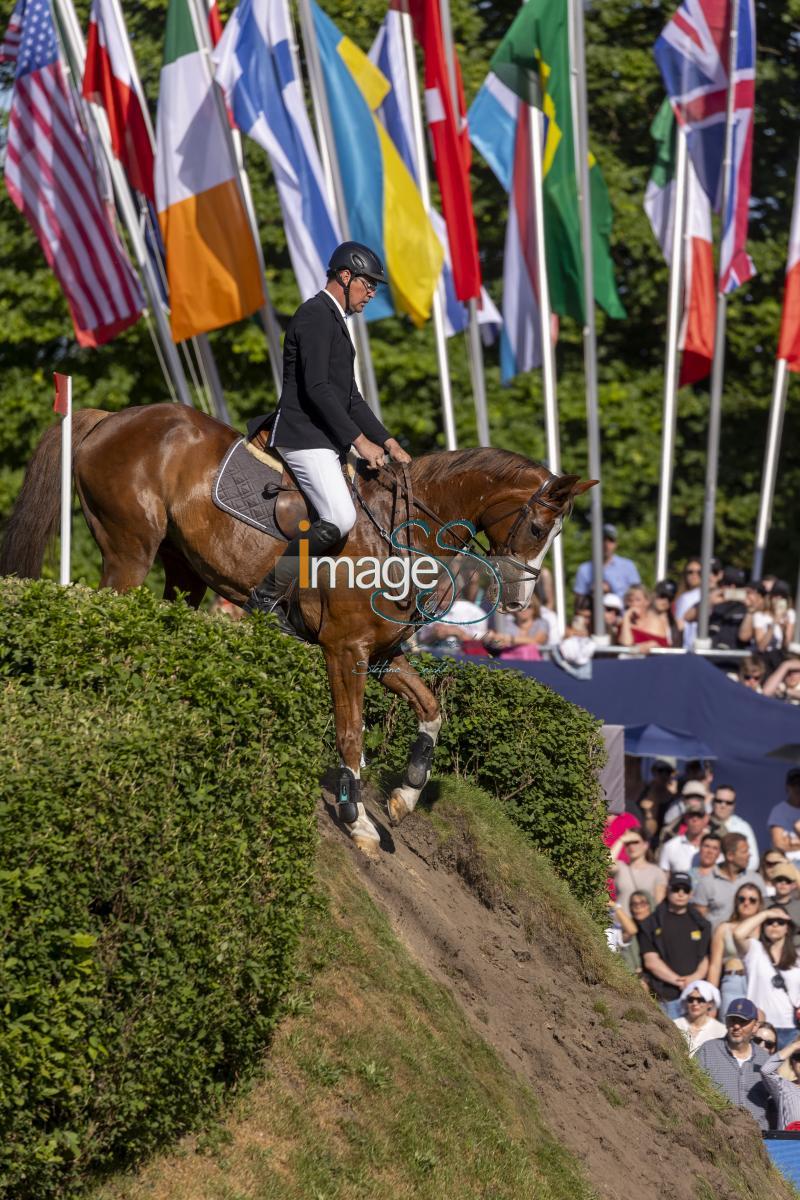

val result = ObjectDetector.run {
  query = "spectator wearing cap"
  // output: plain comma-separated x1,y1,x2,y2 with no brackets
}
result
675,557,723,650
709,785,758,869
572,524,641,605
691,832,723,890
767,768,800,864
695,997,770,1130
673,980,726,1056
734,904,800,1048
602,593,623,643
637,872,711,1017
760,1035,800,1129
619,584,675,654
769,862,800,930
764,658,800,706
692,833,765,928
661,779,710,834
658,802,708,875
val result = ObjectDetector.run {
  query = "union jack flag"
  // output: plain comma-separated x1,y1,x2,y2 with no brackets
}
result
655,0,756,293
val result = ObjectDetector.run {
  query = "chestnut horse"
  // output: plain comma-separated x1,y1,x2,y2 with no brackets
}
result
0,404,595,855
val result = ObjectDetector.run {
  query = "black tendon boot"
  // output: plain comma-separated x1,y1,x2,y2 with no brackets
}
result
244,518,343,636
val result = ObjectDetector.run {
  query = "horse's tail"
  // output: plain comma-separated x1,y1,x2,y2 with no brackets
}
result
0,409,111,579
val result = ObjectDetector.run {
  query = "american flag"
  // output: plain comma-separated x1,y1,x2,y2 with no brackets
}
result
655,0,756,294
2,0,143,346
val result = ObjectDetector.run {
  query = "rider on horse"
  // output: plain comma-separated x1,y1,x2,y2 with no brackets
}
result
244,241,412,634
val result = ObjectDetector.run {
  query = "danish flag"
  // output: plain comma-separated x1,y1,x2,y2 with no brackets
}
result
655,0,756,294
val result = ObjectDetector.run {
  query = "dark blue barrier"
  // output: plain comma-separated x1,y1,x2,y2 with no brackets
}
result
764,1133,800,1187
443,652,800,849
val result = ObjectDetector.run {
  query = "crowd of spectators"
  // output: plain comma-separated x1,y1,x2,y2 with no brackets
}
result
404,526,800,703
605,760,800,1132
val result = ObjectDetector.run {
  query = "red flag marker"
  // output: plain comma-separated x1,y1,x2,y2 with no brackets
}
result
53,372,71,416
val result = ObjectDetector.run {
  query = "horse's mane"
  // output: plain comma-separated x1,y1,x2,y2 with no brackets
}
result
407,446,547,485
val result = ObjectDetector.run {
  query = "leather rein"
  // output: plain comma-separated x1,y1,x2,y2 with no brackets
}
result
349,462,570,597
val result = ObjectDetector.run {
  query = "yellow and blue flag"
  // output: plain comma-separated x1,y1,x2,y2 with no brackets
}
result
311,0,442,326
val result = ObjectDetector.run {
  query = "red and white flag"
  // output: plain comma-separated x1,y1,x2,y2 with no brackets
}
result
777,150,800,372
53,372,71,415
679,164,715,385
82,0,154,201
408,0,481,302
3,0,143,348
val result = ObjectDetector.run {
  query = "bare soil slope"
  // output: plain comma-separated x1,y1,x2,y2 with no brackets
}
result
325,778,793,1200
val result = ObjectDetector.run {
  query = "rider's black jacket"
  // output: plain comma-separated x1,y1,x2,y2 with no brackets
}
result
267,291,390,455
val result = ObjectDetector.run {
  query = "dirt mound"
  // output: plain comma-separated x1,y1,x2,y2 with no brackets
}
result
322,782,787,1200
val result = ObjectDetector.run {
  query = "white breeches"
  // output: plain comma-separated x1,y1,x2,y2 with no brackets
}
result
277,446,357,535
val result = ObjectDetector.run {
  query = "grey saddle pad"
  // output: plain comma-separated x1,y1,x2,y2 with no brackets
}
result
212,438,288,540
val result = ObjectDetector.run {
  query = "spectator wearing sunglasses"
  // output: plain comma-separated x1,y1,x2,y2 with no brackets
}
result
673,980,726,1056
707,884,764,1016
753,1023,778,1054
608,829,667,914
768,862,800,933
767,768,800,864
734,654,767,692
695,998,771,1130
675,556,723,650
708,785,758,870
734,905,800,1049
760,851,791,898
637,872,711,1018
693,833,765,928
764,658,800,706
761,1035,800,1129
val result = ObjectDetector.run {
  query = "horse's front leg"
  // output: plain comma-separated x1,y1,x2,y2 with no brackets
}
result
376,652,442,825
323,643,381,857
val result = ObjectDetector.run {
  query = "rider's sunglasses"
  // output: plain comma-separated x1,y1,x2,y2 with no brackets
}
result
358,276,379,294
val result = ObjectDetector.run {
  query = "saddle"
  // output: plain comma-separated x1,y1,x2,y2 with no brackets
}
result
244,422,309,540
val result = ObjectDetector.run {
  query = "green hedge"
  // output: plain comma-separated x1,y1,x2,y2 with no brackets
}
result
0,580,330,1199
364,656,608,918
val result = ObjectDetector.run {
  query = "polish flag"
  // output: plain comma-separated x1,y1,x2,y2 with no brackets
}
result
679,161,715,385
83,0,155,201
777,150,800,371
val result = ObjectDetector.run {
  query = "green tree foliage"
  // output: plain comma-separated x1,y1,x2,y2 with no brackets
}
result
1,0,799,586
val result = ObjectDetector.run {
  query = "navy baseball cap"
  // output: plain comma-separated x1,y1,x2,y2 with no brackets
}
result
725,997,758,1022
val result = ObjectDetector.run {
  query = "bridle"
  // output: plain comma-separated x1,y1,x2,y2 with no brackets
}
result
351,466,571,590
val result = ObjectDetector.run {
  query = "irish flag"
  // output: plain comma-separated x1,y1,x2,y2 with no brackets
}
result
83,0,154,200
155,0,264,342
777,149,800,371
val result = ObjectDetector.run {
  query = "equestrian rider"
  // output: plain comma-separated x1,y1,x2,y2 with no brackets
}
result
245,241,412,633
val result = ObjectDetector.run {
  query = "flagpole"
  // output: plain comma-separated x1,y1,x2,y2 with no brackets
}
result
437,0,490,447
568,0,606,641
102,0,228,421
752,357,788,580
295,0,384,422
696,0,739,648
398,0,457,451
57,375,72,586
185,0,284,397
529,105,566,636
52,0,195,408
655,124,689,582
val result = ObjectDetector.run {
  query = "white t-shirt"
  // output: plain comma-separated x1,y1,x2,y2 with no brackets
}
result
744,938,800,1027
675,587,700,649
658,835,701,875
673,1016,727,1057
431,599,489,639
753,608,796,650
767,801,800,863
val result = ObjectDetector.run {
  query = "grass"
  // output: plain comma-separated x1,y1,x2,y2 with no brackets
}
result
92,832,598,1200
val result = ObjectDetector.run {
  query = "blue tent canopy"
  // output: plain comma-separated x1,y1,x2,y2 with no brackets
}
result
624,722,716,761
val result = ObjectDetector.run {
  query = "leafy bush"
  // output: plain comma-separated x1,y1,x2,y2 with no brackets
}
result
0,580,331,1198
363,656,608,918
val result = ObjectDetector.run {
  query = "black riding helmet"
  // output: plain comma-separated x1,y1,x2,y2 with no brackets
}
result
328,241,386,313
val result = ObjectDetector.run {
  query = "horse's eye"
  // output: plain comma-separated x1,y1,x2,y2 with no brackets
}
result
531,523,544,540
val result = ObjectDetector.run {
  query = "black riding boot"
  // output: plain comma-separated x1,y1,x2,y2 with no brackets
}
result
244,519,343,637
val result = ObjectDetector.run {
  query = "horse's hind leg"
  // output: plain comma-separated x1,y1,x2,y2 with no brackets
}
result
75,478,166,593
376,652,442,825
159,545,207,608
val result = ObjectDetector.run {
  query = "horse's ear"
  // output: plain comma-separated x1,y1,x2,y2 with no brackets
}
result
544,473,580,501
570,478,598,496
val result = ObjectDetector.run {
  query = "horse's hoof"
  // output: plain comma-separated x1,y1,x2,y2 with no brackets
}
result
344,803,381,858
388,784,417,826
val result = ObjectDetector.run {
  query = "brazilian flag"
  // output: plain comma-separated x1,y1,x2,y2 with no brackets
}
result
490,0,625,323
